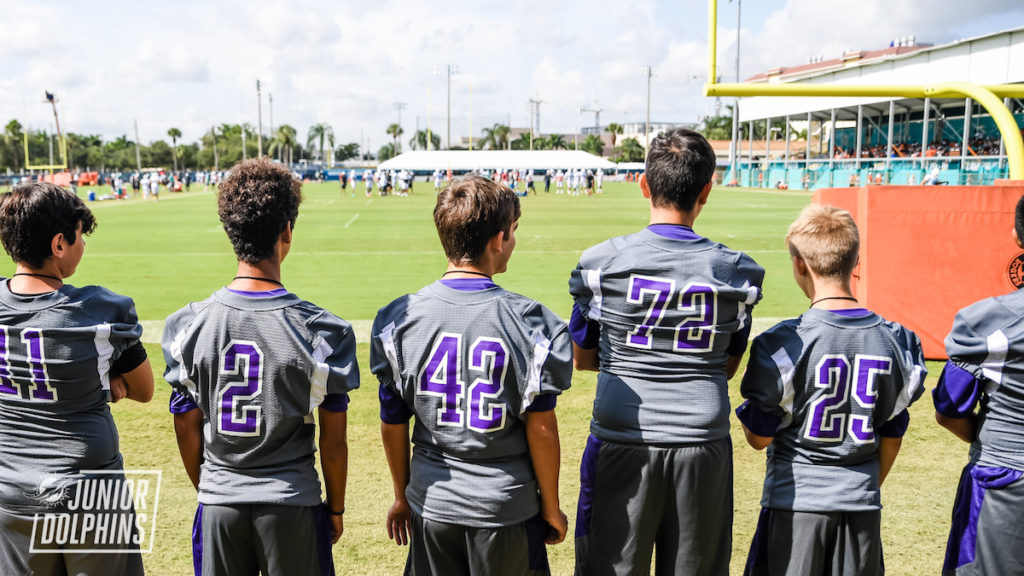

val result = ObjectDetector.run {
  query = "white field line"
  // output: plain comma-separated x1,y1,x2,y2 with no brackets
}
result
141,317,786,345
366,198,374,206
344,213,360,228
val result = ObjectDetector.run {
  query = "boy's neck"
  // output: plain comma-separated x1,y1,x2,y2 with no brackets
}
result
230,261,283,291
9,263,65,294
443,262,495,279
807,279,859,310
649,205,698,228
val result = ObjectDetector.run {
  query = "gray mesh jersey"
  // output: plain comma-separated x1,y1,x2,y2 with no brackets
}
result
370,281,573,528
946,290,1024,470
742,309,927,511
569,228,764,444
162,288,359,506
0,280,142,515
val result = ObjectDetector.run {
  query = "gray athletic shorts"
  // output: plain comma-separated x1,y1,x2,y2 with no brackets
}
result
193,502,334,576
0,505,144,576
405,511,551,576
943,462,1024,575
574,435,732,576
742,507,882,576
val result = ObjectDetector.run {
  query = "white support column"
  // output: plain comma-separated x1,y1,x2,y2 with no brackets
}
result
921,97,931,169
785,115,791,174
886,100,895,179
961,98,972,185
829,108,836,186
999,97,1010,169
855,105,863,170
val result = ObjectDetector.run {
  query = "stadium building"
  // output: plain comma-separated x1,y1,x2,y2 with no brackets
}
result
728,26,1024,189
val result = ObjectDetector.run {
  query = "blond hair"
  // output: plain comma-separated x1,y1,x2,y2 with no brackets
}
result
785,204,859,281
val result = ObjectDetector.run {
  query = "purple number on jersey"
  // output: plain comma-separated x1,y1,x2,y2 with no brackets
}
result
419,334,464,426
805,354,891,443
218,341,263,437
468,338,508,432
675,283,717,352
625,275,675,349
0,327,56,401
418,334,510,433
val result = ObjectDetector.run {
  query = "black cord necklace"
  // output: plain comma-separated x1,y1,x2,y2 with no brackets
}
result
811,296,858,307
233,275,284,287
12,272,63,283
441,270,492,279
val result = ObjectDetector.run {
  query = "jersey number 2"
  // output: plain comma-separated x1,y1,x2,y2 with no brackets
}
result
419,334,509,433
625,275,717,352
0,327,56,402
218,341,263,437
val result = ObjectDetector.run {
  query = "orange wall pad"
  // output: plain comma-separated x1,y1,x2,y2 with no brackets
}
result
814,184,1024,359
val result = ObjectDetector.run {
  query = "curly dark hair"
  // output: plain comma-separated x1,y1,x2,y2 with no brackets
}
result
0,181,96,269
645,127,717,212
434,175,520,265
217,158,302,264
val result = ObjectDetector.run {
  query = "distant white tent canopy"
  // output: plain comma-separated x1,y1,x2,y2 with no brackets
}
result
377,150,616,171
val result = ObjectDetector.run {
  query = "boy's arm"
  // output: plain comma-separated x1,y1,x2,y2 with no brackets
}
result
935,413,978,444
739,421,774,450
726,355,743,380
878,436,902,486
381,421,412,546
525,409,568,544
319,408,348,544
573,343,599,372
172,408,203,491
119,357,155,403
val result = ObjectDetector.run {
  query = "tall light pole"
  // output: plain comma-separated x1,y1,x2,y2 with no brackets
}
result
436,65,459,149
269,93,274,158
394,102,406,151
256,79,263,157
528,98,542,150
640,66,655,149
729,0,741,183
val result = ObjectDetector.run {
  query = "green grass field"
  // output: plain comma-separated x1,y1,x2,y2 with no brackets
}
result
44,180,963,574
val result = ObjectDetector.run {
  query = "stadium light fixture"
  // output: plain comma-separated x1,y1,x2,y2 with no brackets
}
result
640,66,655,149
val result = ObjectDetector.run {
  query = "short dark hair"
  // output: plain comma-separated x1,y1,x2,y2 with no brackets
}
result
434,175,521,265
645,128,717,211
0,181,96,269
218,158,302,264
1016,194,1024,244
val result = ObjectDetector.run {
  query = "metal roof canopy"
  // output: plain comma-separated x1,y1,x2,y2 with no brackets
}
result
377,150,616,171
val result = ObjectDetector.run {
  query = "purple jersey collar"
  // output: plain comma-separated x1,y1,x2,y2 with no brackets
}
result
827,308,871,317
647,224,702,241
226,287,290,298
439,278,498,291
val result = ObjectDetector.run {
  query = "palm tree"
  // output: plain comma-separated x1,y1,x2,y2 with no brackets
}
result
378,142,397,161
546,134,568,150
409,129,441,151
167,127,182,171
581,134,605,156
307,122,335,165
606,123,624,149
386,124,404,154
479,123,510,150
270,125,297,166
700,114,732,140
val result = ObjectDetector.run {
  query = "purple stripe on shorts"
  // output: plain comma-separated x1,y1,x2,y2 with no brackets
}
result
575,434,603,538
647,224,702,240
944,463,1024,571
744,507,772,574
192,503,203,576
313,504,337,576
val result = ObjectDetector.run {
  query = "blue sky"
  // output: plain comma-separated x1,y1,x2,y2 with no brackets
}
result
1,0,1022,153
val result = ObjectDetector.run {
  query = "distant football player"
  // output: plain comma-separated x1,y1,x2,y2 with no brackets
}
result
0,181,154,576
933,194,1024,575
371,174,572,575
570,127,764,576
737,204,927,576
163,158,359,576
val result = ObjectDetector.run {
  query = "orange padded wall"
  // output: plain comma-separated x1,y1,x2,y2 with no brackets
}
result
814,183,1024,359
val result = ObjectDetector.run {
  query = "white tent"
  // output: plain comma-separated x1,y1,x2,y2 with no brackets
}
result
377,150,616,171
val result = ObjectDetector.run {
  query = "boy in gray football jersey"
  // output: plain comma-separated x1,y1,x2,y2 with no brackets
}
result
737,204,927,576
371,175,572,576
163,159,358,576
933,194,1024,575
0,182,154,576
570,128,764,576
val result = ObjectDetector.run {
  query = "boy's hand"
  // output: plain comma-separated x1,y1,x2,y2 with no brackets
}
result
386,499,412,546
543,508,568,544
109,374,127,403
329,513,344,544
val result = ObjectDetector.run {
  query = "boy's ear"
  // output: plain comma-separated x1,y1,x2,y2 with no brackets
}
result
50,233,66,260
281,221,293,245
697,181,713,206
1014,226,1023,249
639,173,651,199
